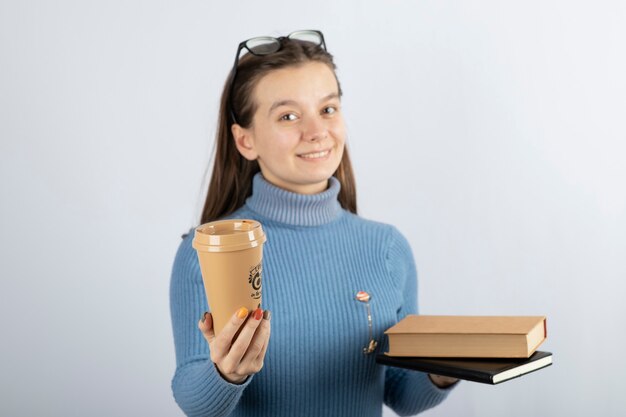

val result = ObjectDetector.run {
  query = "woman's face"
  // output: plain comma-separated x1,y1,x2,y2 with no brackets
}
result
233,61,346,194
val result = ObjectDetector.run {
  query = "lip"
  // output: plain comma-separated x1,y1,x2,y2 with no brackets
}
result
297,148,332,159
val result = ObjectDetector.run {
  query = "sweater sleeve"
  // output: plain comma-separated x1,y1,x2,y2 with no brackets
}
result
382,227,455,416
169,231,253,417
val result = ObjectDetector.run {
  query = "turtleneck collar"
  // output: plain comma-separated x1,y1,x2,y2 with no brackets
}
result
244,173,343,226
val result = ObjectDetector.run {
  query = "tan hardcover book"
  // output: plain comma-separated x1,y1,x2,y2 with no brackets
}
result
384,315,547,358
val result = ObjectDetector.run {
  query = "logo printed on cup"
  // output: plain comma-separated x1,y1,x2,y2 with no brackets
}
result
249,262,262,300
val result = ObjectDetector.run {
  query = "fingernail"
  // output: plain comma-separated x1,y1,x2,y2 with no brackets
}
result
263,310,271,321
201,312,209,323
237,307,249,319
254,308,263,320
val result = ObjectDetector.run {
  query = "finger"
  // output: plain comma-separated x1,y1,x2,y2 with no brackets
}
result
198,312,216,344
224,308,264,366
241,313,270,367
255,313,271,361
211,307,250,356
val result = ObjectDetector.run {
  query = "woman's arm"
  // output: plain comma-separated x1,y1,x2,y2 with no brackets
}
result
169,233,253,417
383,227,457,415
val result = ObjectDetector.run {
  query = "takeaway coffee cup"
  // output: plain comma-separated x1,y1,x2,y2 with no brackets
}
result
192,219,267,336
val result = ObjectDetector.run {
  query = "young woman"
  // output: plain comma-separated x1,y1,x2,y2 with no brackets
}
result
170,30,457,417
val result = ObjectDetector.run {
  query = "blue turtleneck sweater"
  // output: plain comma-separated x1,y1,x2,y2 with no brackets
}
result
170,174,454,417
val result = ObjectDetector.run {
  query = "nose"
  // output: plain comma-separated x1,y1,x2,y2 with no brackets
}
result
302,115,328,142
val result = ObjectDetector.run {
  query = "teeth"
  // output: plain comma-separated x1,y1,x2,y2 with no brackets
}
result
299,150,329,159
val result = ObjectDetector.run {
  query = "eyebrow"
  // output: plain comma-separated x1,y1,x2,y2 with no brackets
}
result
268,93,340,115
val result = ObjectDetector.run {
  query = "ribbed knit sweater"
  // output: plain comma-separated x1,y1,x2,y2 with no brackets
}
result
170,173,454,417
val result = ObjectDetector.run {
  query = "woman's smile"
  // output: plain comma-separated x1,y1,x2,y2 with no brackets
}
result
297,148,332,160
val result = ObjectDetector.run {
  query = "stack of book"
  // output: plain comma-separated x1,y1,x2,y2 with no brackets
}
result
376,315,552,384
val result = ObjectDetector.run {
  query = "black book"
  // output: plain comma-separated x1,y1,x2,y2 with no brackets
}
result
376,351,552,385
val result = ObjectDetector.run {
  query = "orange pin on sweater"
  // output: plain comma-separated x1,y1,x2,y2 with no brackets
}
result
355,291,378,354
356,291,370,302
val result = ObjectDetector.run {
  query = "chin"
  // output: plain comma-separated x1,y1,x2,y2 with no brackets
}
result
304,170,337,184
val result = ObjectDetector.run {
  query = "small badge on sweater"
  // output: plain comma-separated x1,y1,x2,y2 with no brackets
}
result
356,291,378,354
356,291,370,302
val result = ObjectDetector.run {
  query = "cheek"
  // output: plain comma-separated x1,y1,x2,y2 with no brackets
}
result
259,135,297,162
330,126,346,147
270,136,299,158
329,118,347,142
255,126,295,153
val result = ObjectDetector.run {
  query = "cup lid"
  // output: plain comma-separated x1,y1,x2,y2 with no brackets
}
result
192,219,266,252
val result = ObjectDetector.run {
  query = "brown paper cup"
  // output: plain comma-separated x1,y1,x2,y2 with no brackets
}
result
192,219,267,336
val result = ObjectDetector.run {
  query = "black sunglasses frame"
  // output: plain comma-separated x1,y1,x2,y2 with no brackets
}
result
228,30,327,124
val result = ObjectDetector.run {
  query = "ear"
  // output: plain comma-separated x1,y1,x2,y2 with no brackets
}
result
232,123,258,161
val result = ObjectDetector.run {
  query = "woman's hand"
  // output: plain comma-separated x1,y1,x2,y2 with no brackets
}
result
198,307,271,384
428,373,459,388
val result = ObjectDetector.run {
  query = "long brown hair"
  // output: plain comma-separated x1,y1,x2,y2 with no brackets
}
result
200,38,357,224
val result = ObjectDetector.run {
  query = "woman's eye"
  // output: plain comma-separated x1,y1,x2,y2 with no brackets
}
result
280,113,297,121
323,106,337,115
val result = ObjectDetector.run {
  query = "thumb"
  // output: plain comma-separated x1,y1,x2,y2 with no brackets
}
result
198,311,216,344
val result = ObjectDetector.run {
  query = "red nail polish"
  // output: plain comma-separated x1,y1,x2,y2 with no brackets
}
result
254,308,263,320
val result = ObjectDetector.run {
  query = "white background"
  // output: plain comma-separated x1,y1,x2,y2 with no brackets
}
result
1,1,625,416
